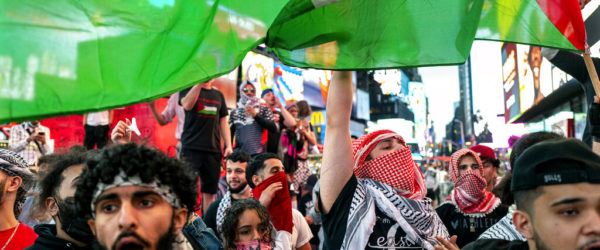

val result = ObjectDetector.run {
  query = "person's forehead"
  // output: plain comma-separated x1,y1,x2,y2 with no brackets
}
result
264,158,283,169
60,164,84,189
239,209,261,227
459,155,476,163
62,164,84,180
537,183,600,206
98,185,158,199
376,138,400,145
227,161,247,170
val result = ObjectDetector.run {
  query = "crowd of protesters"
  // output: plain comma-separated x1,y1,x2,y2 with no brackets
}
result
0,72,598,250
2,37,600,249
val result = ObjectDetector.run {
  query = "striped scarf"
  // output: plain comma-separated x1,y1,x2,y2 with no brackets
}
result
478,205,526,241
216,191,232,233
342,178,448,250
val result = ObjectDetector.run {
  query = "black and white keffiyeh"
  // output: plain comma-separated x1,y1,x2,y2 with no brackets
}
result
91,170,181,216
342,178,449,250
216,191,233,233
231,83,262,126
477,204,526,241
0,149,34,190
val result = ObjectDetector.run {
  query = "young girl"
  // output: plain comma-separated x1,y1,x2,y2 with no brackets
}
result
221,198,274,249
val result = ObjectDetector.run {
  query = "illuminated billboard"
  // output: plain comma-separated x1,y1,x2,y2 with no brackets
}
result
502,43,559,123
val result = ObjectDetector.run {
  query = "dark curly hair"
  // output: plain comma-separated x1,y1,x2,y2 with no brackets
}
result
220,198,273,249
246,153,279,188
226,150,251,164
75,143,198,218
36,151,86,216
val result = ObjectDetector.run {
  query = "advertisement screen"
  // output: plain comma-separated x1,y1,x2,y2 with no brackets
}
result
241,51,274,96
274,62,304,103
373,69,408,99
503,43,560,123
502,43,520,123
303,69,331,108
212,68,238,110
515,44,553,113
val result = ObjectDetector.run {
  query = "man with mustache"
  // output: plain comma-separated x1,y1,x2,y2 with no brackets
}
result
27,151,94,249
74,143,211,250
204,151,252,235
463,138,600,250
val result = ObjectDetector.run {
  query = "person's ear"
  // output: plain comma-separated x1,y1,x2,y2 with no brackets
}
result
6,176,22,192
252,174,263,188
171,208,189,235
513,210,534,239
46,197,59,217
88,219,97,235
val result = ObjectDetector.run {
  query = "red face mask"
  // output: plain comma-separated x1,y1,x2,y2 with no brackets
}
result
251,172,294,233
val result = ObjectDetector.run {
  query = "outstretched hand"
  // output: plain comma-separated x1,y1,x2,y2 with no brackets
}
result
434,235,459,250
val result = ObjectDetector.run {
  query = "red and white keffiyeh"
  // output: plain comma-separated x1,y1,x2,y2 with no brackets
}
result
446,149,500,214
352,130,426,200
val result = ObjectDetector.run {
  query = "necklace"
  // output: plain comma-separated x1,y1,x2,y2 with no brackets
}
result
1,222,20,250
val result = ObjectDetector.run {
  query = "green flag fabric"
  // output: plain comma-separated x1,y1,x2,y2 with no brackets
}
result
0,0,287,122
0,0,586,122
267,0,585,69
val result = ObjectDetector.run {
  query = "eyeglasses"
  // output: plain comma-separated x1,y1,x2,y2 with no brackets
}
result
243,88,255,93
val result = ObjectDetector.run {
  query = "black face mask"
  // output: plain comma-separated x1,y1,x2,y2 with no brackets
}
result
54,196,95,244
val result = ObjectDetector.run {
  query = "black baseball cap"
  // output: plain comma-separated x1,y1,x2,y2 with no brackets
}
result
511,138,600,192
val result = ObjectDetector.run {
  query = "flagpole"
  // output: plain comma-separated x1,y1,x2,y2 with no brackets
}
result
583,52,600,97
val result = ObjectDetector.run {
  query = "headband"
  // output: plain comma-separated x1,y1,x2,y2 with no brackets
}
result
90,170,181,216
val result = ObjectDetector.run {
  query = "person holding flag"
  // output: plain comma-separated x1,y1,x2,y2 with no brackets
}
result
319,71,451,250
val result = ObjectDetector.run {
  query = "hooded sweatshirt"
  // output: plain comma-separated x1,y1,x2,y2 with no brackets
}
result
26,224,88,250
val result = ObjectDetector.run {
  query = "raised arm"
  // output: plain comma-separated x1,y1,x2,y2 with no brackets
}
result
220,116,233,156
276,99,297,129
320,71,354,214
148,100,168,125
180,84,203,111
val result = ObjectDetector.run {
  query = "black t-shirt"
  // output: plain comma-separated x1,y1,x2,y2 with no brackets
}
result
435,203,509,247
462,239,529,250
204,196,240,235
298,193,313,216
266,110,285,154
321,175,424,249
179,87,228,152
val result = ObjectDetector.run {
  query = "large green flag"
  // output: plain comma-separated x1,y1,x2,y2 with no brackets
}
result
0,0,287,122
267,0,586,69
0,0,586,122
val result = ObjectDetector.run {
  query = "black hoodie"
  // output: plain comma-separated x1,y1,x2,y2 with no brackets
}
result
25,224,90,250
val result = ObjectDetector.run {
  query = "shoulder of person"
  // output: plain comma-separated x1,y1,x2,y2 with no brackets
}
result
463,239,526,250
